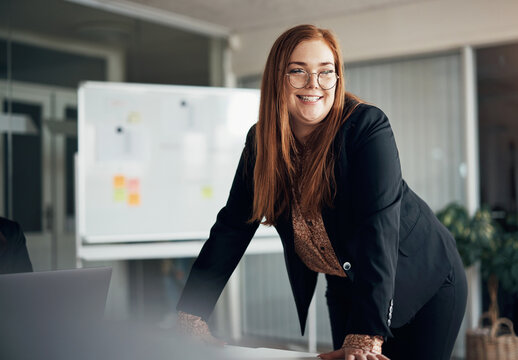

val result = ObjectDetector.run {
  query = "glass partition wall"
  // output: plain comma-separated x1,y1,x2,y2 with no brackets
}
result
0,0,215,328
0,0,212,271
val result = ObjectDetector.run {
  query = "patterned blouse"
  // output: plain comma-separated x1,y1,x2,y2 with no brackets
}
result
290,146,383,354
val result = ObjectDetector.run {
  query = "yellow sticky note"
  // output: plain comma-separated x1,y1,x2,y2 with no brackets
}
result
113,188,126,202
128,193,140,206
128,111,141,124
201,186,213,199
113,175,125,188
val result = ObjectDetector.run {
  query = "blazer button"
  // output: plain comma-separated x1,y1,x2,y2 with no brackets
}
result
342,262,351,271
388,319,392,327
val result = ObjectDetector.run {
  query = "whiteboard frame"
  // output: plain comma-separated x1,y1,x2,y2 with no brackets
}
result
77,81,278,245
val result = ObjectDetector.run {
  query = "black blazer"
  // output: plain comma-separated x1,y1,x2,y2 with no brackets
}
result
177,102,459,339
0,217,33,274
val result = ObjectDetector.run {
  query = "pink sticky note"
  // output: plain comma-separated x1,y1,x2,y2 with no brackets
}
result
127,178,140,192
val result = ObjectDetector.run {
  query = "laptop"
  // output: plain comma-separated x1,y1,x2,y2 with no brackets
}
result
0,267,112,360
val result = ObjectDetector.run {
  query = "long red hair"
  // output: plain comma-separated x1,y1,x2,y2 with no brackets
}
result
251,24,360,225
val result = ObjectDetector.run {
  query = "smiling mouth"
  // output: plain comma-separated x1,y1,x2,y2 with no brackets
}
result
297,95,323,102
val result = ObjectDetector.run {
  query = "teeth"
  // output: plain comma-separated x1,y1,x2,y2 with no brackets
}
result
299,96,320,102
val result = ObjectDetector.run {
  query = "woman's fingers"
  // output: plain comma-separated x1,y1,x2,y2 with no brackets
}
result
318,349,344,359
319,348,389,360
200,334,226,347
344,349,367,360
366,353,391,360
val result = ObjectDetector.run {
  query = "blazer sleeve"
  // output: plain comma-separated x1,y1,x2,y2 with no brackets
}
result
176,125,259,320
345,106,402,338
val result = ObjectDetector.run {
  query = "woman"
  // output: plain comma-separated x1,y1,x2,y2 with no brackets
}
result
176,24,467,360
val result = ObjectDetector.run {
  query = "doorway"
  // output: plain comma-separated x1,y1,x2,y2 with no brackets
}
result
477,41,518,328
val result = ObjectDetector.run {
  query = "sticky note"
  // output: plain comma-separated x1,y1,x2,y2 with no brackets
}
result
201,186,213,199
113,188,126,202
113,175,125,188
128,178,140,192
127,111,141,124
128,193,140,206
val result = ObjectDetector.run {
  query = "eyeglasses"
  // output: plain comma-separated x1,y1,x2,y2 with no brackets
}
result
285,69,339,90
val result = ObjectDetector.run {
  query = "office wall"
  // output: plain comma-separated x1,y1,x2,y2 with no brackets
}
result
347,53,465,211
231,0,518,78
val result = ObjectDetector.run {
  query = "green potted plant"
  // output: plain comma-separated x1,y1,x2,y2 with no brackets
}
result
488,211,518,297
435,203,495,268
437,203,518,359
437,203,518,315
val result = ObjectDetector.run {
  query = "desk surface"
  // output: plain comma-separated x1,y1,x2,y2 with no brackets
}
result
97,322,320,360
219,345,318,359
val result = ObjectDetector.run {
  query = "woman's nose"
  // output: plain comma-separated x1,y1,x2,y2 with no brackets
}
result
306,73,319,88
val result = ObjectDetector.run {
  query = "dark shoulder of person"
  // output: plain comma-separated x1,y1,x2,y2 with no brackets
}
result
343,102,392,145
335,101,386,147
0,217,33,274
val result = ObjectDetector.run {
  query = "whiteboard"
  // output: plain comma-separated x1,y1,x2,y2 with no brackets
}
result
78,82,274,243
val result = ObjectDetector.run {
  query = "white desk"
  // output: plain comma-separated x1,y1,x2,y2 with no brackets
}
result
219,345,318,359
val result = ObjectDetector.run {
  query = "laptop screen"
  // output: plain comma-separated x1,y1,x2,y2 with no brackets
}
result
0,267,112,360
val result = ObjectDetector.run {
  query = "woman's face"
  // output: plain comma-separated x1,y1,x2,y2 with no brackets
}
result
284,39,337,140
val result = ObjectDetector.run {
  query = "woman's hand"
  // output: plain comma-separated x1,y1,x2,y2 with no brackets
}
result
176,311,226,347
197,333,227,347
318,347,390,360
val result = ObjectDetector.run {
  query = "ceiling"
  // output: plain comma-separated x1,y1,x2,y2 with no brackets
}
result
68,0,438,35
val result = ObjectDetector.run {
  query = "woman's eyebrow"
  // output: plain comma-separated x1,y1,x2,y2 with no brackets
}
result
288,61,335,66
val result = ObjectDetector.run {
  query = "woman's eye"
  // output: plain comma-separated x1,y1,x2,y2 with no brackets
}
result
289,68,305,74
321,70,335,75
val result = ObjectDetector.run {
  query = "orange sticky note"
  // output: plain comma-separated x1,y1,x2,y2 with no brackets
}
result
113,175,125,188
128,193,140,206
